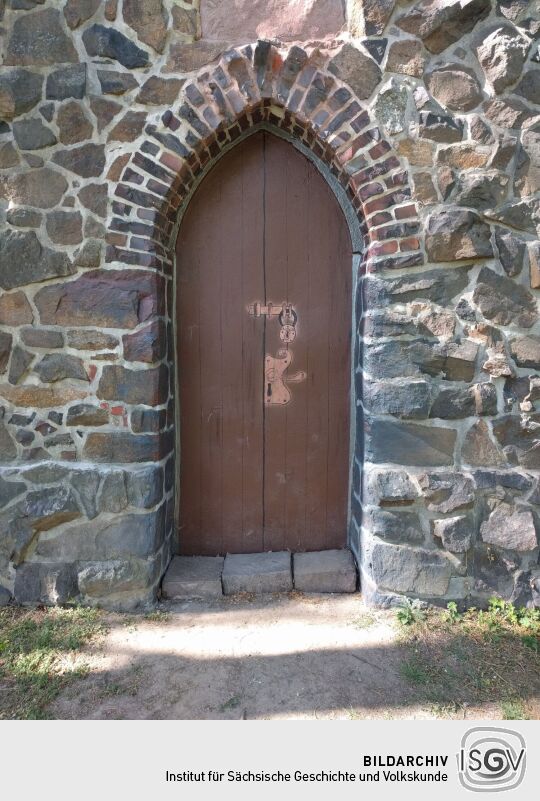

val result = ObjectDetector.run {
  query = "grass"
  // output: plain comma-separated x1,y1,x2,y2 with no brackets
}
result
396,598,540,718
0,605,105,720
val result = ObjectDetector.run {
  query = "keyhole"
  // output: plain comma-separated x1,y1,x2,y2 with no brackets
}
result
267,382,272,398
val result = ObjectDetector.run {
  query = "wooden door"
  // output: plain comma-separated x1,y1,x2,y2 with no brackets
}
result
176,132,352,555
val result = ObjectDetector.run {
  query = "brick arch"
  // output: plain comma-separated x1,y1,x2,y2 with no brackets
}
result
108,41,424,276
105,40,424,563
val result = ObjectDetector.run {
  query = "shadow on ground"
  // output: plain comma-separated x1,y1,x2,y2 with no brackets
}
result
47,593,540,721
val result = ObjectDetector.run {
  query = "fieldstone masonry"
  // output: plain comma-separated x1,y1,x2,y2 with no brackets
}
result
0,0,539,609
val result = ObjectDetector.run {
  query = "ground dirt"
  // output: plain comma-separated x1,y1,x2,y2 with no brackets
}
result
48,593,540,721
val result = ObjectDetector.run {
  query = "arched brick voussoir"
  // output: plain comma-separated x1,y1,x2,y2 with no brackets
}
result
108,41,424,276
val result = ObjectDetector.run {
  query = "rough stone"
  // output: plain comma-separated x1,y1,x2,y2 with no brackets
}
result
97,364,168,406
63,0,100,29
452,171,509,211
418,112,463,143
52,143,106,179
46,64,86,100
35,354,88,383
430,382,497,419
510,337,540,369
126,466,163,509
364,266,472,308
484,95,530,131
96,70,139,95
425,209,493,261
34,269,163,329
369,542,452,596
492,414,540,470
71,469,101,519
363,379,431,419
418,472,474,513
480,503,538,551
0,168,68,210
462,420,506,467
21,328,64,349
78,559,156,601
0,230,73,290
0,143,19,169
473,266,538,329
293,549,356,593
368,420,456,466
0,475,26,508
35,507,165,561
515,69,540,106
426,65,482,112
0,69,43,119
136,76,184,106
0,385,87,408
0,422,17,461
123,0,168,54
495,229,526,277
328,44,382,101
12,118,56,150
365,469,418,506
0,292,33,326
386,39,426,77
66,330,118,351
476,24,530,93
367,508,424,544
0,586,11,607
130,407,166,434
83,432,167,463
222,551,292,595
397,0,491,54
108,111,147,142
98,471,128,514
374,80,408,135
171,5,199,37
46,211,83,245
66,404,108,426
487,199,540,236
162,556,224,599
201,0,346,43
122,321,165,364
4,9,79,66
82,24,149,69
74,240,103,270
14,563,78,605
8,346,34,385
0,331,13,374
57,101,93,145
432,516,472,553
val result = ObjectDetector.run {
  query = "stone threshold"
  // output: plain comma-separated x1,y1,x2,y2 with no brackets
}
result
162,549,357,599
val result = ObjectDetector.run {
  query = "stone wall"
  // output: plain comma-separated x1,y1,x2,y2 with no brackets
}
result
0,0,538,609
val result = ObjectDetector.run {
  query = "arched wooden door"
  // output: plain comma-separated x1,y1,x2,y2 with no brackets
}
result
176,132,352,556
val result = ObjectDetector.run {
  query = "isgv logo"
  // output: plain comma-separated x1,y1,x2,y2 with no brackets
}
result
457,727,526,792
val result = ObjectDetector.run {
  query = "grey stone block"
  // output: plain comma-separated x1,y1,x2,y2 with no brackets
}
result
222,551,292,595
0,585,12,606
293,549,357,593
162,556,224,599
14,562,78,605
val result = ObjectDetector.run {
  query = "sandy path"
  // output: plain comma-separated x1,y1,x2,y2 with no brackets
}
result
50,593,511,720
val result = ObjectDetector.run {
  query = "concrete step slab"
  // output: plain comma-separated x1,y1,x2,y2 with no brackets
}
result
162,555,224,599
222,551,292,595
293,549,357,593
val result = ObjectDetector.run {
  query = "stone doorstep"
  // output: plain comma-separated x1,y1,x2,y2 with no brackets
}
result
222,551,293,595
161,555,224,599
161,549,358,599
293,549,357,593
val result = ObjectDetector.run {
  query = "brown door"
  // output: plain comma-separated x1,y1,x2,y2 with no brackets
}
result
176,131,352,556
